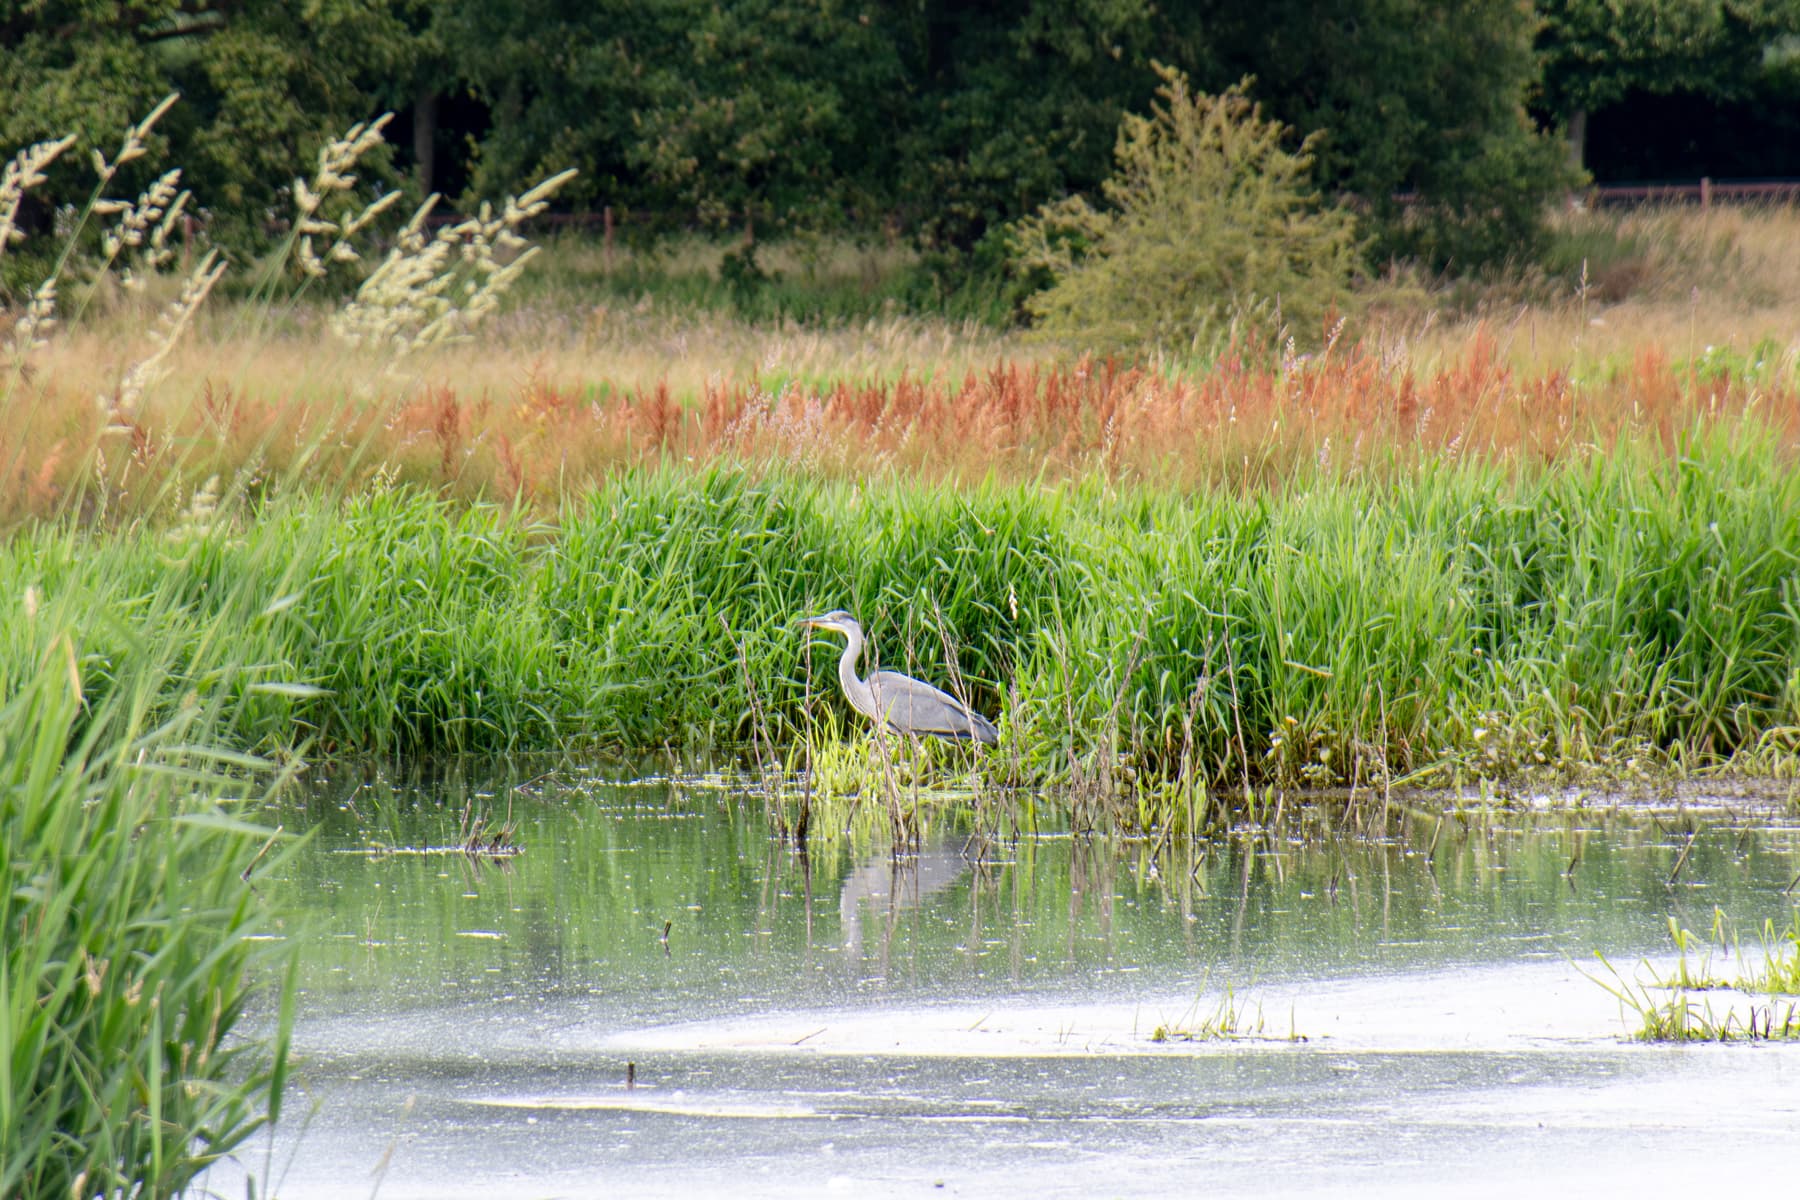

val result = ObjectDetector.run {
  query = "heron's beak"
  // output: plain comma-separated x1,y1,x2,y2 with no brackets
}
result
795,613,849,637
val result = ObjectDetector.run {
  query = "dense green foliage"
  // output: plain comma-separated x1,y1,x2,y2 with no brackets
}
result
442,0,903,236
14,0,1726,275
1535,0,1800,171
4,437,1796,790
1011,69,1360,352
0,586,296,1196
1193,1,1576,269
0,0,419,248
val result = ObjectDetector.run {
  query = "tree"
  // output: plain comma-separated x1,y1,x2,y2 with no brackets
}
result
0,1,429,250
441,0,904,243
1536,1,1800,173
1193,0,1575,269
1011,69,1360,355
0,4,184,184
885,0,1175,252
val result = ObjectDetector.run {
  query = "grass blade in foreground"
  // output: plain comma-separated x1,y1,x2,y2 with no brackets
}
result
0,632,299,1197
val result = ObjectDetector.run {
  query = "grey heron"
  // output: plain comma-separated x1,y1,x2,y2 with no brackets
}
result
797,610,999,745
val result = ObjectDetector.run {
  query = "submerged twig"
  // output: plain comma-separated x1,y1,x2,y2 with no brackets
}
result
1667,828,1700,887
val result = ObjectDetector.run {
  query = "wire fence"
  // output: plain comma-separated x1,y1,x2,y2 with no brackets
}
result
461,178,1800,238
1585,178,1800,207
105,175,1800,282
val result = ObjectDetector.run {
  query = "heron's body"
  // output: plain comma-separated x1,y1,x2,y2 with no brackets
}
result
800,610,999,745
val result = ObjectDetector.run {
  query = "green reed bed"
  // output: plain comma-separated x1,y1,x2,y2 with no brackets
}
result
1,578,298,1196
3,424,1795,819
1589,910,1800,1043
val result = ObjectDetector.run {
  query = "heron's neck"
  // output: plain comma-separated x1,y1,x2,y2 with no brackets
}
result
837,626,865,694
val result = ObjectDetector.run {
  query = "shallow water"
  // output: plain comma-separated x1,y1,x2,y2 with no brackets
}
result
211,765,1800,1197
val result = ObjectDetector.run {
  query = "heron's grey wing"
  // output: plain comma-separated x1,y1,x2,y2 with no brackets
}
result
868,671,999,744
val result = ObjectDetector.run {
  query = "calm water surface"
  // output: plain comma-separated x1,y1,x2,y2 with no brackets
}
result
215,764,1800,1198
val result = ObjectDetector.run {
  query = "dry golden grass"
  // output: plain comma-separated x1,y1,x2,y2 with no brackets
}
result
7,315,1795,526
1392,202,1800,374
1591,202,1800,303
6,202,1800,526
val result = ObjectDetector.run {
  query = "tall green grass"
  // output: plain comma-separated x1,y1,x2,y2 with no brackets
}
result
4,425,1796,804
1,581,299,1197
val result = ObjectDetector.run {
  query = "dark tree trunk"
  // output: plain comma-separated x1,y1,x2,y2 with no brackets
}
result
414,88,440,196
1566,107,1588,176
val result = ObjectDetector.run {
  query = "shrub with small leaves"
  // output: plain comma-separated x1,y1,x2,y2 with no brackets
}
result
1011,66,1360,356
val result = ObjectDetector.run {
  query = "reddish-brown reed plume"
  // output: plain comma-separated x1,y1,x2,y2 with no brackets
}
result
681,330,1798,486
4,328,1795,524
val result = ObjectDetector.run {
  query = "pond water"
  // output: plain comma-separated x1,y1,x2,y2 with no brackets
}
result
210,764,1800,1198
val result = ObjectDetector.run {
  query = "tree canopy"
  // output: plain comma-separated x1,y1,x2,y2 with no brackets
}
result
1535,0,1800,171
1,1,421,243
4,1,1797,273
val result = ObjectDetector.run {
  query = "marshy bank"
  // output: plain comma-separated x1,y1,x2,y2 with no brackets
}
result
5,446,1799,822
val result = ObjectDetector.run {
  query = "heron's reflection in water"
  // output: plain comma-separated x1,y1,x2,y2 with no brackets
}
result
838,836,985,976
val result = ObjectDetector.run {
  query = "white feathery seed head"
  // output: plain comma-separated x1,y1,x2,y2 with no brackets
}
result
96,92,180,182
7,278,59,357
288,114,404,283
1,134,77,256
101,248,226,430
330,167,576,366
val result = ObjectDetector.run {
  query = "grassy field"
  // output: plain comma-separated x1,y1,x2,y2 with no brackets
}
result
5,190,1800,808
9,201,1800,525
1393,203,1800,371
6,281,1797,524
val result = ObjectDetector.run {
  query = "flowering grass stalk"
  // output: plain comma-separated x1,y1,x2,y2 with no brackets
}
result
331,167,578,365
0,134,76,258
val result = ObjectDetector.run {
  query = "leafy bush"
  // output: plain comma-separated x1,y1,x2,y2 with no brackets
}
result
1010,66,1360,355
1376,114,1575,271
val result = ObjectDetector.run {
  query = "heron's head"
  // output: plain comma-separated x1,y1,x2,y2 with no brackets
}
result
796,609,859,639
